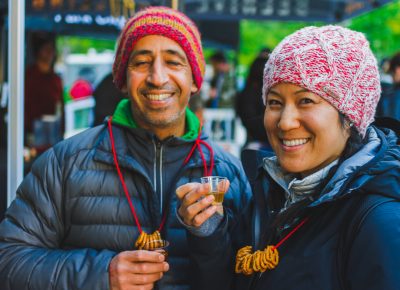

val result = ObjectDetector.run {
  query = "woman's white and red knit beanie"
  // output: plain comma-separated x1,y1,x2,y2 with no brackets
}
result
263,25,381,136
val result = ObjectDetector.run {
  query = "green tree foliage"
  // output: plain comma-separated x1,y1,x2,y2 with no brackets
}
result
239,0,400,77
346,0,400,60
239,20,319,69
57,36,116,54
238,20,320,82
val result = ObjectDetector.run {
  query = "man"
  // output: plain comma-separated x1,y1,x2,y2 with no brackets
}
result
0,7,250,290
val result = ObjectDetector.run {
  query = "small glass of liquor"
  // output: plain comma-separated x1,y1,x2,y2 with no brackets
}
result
144,239,170,259
200,176,229,205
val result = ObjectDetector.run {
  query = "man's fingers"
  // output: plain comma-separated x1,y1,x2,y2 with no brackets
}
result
130,261,169,274
119,250,166,263
127,272,164,285
109,252,169,290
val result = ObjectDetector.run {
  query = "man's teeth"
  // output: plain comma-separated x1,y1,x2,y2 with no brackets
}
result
146,94,170,101
282,139,308,147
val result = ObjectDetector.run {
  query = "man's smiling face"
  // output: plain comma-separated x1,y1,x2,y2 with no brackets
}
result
123,35,198,139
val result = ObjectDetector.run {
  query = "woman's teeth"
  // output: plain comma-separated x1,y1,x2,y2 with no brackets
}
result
282,138,309,147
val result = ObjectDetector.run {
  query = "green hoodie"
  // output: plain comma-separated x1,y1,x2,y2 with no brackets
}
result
112,99,200,140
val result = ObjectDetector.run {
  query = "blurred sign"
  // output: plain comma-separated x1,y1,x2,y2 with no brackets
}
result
53,13,126,29
184,0,393,22
186,0,312,19
25,0,395,23
28,0,138,18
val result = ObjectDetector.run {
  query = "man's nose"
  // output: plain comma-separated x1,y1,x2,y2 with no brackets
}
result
146,59,168,87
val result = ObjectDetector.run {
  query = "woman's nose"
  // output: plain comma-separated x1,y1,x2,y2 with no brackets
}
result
277,106,300,130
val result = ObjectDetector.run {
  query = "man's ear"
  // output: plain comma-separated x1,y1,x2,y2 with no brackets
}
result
191,81,198,94
121,84,128,94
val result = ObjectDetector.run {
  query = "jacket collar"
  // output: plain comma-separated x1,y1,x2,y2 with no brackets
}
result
263,157,339,210
92,119,215,174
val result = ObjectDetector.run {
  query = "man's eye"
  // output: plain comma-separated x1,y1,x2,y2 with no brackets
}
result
167,60,181,66
134,61,149,66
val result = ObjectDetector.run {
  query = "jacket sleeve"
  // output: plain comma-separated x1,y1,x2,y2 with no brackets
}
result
0,148,116,290
347,200,400,290
187,197,254,290
187,159,253,290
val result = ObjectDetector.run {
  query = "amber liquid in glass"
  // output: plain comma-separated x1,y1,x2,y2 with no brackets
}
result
207,191,225,204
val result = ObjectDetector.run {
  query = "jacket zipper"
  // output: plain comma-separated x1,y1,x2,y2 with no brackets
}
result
153,140,164,213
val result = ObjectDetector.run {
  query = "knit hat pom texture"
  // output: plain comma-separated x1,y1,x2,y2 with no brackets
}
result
113,6,205,92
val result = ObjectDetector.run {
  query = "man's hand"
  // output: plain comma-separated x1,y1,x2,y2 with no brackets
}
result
109,250,169,290
176,182,229,227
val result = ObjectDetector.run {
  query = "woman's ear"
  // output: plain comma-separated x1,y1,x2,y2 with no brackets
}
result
344,120,354,138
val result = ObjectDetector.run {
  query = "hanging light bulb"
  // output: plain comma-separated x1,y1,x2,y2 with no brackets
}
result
32,0,46,10
123,0,135,18
110,0,121,17
172,0,179,10
50,0,63,9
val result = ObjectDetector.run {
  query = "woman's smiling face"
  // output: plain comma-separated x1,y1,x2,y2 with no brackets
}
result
264,83,350,177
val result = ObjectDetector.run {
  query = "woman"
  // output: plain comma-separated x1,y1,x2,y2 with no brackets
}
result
176,25,400,290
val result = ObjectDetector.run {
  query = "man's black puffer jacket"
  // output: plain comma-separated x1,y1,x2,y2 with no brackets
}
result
0,122,251,290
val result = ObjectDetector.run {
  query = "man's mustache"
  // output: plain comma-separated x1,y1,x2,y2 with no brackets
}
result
139,85,176,94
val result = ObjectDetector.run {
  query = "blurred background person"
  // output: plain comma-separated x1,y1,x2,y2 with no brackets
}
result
376,52,400,120
235,48,271,152
188,92,205,125
205,51,236,108
24,32,64,159
69,66,95,100
92,72,125,126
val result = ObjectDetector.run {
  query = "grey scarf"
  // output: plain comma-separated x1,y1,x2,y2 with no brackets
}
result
263,157,338,211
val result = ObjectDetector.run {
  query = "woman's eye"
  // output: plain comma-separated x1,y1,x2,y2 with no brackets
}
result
267,99,281,106
300,98,314,104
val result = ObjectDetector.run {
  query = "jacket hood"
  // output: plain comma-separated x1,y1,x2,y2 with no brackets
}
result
353,126,400,199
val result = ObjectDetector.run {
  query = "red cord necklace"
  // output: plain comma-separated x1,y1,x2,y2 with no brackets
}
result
107,117,214,249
